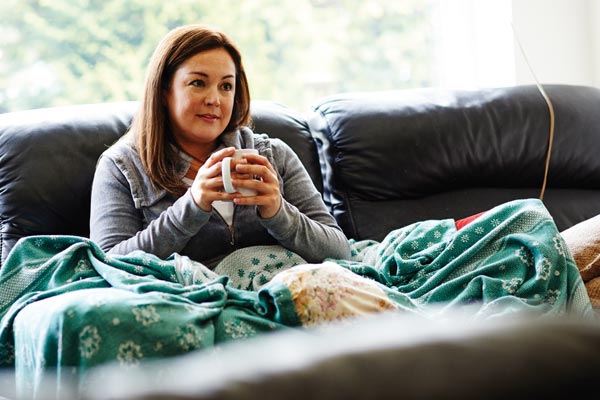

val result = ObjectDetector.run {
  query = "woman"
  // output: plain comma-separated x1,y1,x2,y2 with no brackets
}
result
2,26,592,397
87,23,592,326
90,24,350,268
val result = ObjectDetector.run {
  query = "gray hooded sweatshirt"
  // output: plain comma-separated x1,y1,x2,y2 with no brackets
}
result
89,127,351,268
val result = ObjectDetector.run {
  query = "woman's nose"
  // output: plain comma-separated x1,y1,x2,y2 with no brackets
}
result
204,87,221,107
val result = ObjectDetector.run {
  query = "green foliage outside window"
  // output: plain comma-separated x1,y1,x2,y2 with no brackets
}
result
0,0,433,113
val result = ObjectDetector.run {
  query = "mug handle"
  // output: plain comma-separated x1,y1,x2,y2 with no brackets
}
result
221,157,236,193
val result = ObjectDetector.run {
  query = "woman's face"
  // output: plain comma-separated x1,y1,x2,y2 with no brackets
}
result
164,47,236,158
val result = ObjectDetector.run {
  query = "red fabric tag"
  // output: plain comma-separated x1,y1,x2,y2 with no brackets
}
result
455,211,486,230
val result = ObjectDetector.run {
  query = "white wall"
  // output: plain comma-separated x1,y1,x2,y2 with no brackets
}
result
432,0,516,89
592,0,600,85
512,0,600,88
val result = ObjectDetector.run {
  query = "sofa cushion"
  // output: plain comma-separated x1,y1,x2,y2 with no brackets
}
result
0,101,318,267
309,85,600,241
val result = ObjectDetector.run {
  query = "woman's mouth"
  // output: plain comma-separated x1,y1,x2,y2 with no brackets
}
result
198,113,220,122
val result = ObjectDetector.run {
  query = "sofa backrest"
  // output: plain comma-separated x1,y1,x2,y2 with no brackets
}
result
0,100,319,268
3,84,600,264
250,100,323,192
309,84,600,241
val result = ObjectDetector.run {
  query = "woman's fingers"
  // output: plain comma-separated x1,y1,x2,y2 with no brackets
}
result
190,147,237,210
191,149,281,217
230,155,282,217
203,147,236,168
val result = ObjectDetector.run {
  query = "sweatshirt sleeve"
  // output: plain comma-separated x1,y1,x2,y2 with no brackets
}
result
259,139,351,262
89,153,211,259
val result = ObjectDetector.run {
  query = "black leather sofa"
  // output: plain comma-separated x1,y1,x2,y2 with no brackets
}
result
3,85,600,265
1,84,600,399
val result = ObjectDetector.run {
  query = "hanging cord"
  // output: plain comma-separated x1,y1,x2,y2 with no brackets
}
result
511,22,556,201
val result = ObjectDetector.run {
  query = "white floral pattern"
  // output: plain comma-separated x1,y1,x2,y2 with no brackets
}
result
516,246,533,267
502,277,523,294
117,341,143,366
536,258,552,281
544,289,561,306
552,234,566,256
224,320,257,339
177,324,202,351
79,325,101,359
132,305,160,327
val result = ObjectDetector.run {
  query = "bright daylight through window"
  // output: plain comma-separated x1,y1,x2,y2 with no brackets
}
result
0,0,513,113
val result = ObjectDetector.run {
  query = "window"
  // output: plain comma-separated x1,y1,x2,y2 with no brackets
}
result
0,0,514,113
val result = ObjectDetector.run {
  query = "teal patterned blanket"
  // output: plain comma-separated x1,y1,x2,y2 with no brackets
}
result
0,199,595,397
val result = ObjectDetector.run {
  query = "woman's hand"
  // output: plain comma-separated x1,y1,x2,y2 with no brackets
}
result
190,147,237,211
230,153,282,219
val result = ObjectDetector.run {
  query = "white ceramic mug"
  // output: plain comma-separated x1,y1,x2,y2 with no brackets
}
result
222,149,259,196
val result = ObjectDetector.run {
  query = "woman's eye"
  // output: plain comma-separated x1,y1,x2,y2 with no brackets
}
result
221,82,233,91
190,79,205,87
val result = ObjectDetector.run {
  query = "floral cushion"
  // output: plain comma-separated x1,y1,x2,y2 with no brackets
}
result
269,262,398,327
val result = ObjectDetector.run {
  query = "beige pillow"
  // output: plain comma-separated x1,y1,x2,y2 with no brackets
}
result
560,215,600,308
561,214,600,282
584,277,600,309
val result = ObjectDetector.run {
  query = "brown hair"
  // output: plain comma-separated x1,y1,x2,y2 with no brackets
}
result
130,24,251,195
